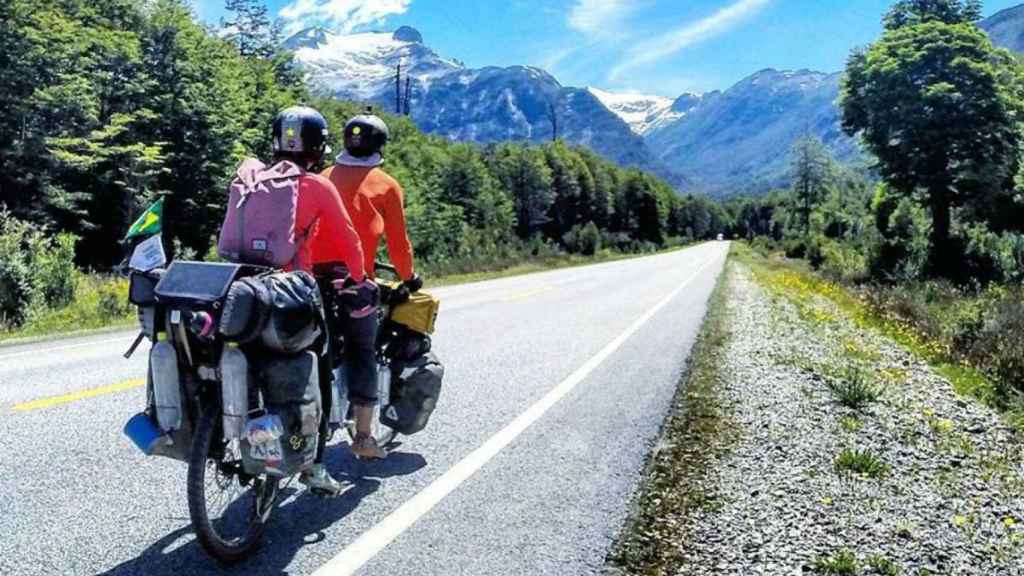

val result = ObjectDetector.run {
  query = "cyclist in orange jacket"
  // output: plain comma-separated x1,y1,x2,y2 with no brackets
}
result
269,107,389,482
321,111,422,296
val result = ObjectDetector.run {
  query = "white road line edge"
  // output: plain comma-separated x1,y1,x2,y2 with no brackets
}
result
311,249,725,576
0,335,131,361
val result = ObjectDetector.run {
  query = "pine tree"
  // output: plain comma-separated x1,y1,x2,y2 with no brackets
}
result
221,0,277,59
791,135,832,237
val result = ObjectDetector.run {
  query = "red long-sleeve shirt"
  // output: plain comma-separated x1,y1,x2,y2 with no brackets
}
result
295,173,366,282
321,165,415,281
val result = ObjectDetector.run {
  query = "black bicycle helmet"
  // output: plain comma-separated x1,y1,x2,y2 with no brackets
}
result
343,108,390,159
272,106,330,165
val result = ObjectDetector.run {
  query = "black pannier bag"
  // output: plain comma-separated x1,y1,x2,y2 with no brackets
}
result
219,271,323,354
218,278,269,343
381,352,444,436
241,351,321,477
129,269,165,339
129,269,164,306
260,272,323,354
385,330,432,363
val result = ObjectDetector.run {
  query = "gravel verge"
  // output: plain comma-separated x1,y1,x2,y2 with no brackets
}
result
609,260,1024,576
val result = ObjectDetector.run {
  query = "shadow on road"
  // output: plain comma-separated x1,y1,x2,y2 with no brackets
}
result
96,446,426,576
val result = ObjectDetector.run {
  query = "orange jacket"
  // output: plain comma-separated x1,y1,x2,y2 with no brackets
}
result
295,173,366,282
322,164,415,280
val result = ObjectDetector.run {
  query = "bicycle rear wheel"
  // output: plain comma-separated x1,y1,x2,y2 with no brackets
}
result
187,407,279,564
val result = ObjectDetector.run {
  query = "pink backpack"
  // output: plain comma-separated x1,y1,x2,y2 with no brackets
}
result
218,159,307,268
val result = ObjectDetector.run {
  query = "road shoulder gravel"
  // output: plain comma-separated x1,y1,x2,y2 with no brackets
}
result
607,259,1024,576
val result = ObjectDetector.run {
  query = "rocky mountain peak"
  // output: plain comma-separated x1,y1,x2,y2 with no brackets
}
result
282,26,331,51
982,4,1024,52
393,26,423,44
670,93,702,114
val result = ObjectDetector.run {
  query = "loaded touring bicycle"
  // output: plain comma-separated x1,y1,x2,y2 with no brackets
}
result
122,248,443,563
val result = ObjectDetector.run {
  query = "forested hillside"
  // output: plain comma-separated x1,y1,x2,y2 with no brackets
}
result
0,0,728,331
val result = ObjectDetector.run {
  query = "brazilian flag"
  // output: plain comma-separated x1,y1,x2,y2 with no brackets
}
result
125,199,163,241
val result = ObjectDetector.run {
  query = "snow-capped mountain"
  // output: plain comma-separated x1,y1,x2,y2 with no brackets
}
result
285,27,685,187
286,26,460,102
647,69,861,195
587,88,700,136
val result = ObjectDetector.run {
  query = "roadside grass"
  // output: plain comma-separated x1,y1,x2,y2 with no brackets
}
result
827,366,882,410
835,448,890,479
866,554,902,576
732,243,1024,430
606,249,735,575
0,276,134,343
840,415,863,433
810,549,859,575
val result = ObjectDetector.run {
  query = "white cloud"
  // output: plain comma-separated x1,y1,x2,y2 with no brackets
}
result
540,45,583,72
279,0,413,34
610,0,772,80
568,0,633,35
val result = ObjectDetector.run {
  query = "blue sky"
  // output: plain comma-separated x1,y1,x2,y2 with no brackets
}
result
192,0,1024,97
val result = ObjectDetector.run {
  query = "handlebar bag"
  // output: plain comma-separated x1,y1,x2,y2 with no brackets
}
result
381,352,444,436
389,290,440,335
129,269,164,306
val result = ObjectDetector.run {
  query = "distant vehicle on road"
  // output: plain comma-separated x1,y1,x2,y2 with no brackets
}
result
717,234,725,241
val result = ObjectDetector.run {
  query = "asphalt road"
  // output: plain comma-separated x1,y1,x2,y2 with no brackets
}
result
0,242,729,576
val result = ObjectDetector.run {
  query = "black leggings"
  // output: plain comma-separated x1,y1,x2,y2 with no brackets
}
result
315,345,333,464
314,312,380,464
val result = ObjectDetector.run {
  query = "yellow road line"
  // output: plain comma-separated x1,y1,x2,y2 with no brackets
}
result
11,378,145,413
501,286,555,302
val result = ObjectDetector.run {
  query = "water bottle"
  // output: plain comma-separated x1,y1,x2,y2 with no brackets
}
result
330,366,346,425
378,364,392,407
220,346,249,440
150,341,182,431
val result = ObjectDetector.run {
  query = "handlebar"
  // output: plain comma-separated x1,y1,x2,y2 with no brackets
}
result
374,261,399,280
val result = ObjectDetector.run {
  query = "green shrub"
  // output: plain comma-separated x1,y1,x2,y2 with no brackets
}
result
784,236,808,259
869,188,930,281
563,222,601,256
783,234,831,269
32,233,80,309
811,549,859,574
820,240,870,284
0,215,34,327
964,225,1024,284
967,295,1024,398
603,231,637,253
0,210,81,329
835,448,889,479
203,236,223,263
827,368,881,410
749,236,776,256
806,235,827,269
866,554,902,575
97,280,132,318
2,275,133,341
